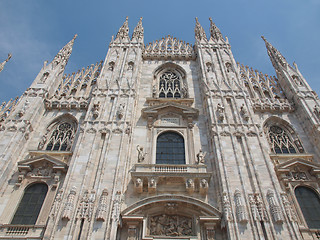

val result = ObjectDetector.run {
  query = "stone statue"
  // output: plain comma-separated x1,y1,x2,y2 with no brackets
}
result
0,53,12,73
217,103,225,121
137,145,147,162
117,104,125,119
196,149,206,164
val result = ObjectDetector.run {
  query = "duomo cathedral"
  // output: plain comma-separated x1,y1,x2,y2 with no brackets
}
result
0,17,319,240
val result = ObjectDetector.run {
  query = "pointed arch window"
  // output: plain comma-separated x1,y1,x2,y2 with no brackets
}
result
295,186,320,229
158,71,183,98
45,122,76,151
156,132,185,164
11,183,48,225
38,117,77,151
267,125,303,154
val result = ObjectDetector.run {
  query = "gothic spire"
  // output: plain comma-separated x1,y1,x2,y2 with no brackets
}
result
0,53,12,73
209,17,223,41
194,17,207,41
53,34,77,68
115,16,129,42
261,36,288,69
132,17,144,41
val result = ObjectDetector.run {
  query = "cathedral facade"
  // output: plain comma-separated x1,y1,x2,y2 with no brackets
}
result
0,17,319,240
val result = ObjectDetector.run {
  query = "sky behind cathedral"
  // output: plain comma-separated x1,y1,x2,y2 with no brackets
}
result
0,0,319,103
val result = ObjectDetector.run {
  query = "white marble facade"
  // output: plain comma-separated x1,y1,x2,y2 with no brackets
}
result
0,17,319,240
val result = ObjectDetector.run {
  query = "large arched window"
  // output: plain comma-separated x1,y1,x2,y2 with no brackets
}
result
268,125,298,154
295,186,320,229
45,121,76,151
38,117,77,151
11,183,48,225
156,132,185,164
158,71,183,98
264,118,304,154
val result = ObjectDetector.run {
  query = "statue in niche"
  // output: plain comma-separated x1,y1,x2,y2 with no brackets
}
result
38,128,50,150
152,85,157,98
292,75,302,86
196,149,206,164
314,105,320,120
108,62,114,71
17,99,29,118
92,101,100,119
240,104,249,121
136,145,147,162
226,62,233,73
181,84,188,98
40,72,49,83
217,103,225,121
117,104,125,119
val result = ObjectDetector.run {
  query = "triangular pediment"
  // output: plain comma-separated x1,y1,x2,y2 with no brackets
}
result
142,102,199,119
18,154,68,173
276,158,320,172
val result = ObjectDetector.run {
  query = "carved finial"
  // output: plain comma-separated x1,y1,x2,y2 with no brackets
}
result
132,17,144,41
194,17,207,41
209,17,223,41
115,16,129,42
0,53,12,73
52,35,77,68
261,36,287,69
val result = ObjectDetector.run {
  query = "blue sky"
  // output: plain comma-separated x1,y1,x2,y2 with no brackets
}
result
0,0,319,103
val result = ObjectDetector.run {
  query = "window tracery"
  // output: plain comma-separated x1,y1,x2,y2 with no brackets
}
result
39,118,77,152
158,71,184,98
268,125,299,154
266,124,304,154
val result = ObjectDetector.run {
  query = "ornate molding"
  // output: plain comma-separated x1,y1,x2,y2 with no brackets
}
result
61,186,77,220
143,35,196,60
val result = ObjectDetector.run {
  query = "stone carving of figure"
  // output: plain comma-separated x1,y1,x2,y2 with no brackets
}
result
137,145,147,162
92,101,100,119
38,129,50,150
18,100,29,118
0,53,12,73
40,72,49,83
196,149,206,164
226,62,233,73
108,62,114,71
186,179,194,188
217,103,225,121
117,104,125,119
149,178,156,188
201,179,208,188
181,84,188,98
314,105,320,120
240,104,249,121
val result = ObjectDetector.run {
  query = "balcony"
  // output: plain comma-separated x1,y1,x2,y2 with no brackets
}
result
0,224,45,239
131,164,211,195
